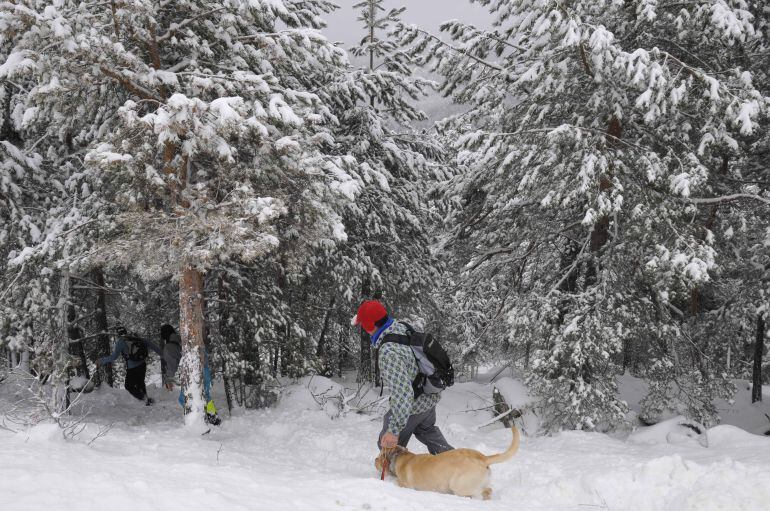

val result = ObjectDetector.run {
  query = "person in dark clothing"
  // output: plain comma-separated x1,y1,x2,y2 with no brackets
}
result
98,325,160,405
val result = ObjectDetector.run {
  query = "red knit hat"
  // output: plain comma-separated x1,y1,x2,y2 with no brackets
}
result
352,300,388,333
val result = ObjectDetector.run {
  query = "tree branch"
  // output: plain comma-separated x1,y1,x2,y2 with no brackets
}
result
687,194,770,206
99,65,163,102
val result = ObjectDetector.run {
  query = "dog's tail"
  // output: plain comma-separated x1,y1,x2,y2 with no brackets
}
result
484,426,520,465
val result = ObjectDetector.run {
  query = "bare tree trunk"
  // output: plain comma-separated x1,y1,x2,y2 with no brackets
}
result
359,329,373,382
752,313,765,403
358,279,372,383
93,269,113,387
316,297,335,375
50,265,71,415
368,0,375,107
67,309,89,379
217,274,234,415
272,346,278,377
179,266,207,427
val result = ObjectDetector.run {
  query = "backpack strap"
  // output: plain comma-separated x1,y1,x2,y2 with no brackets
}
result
375,323,428,399
375,324,410,391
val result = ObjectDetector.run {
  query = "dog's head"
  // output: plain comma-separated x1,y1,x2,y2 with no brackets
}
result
374,446,407,476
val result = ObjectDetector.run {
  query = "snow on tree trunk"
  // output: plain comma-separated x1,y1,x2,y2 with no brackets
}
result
752,313,765,403
49,265,71,417
492,386,516,428
179,266,207,428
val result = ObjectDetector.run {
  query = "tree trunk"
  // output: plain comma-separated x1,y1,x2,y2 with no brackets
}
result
50,266,71,415
359,329,373,382
18,348,29,373
752,313,765,403
316,297,335,376
622,338,629,372
92,269,113,387
68,329,89,378
358,279,372,383
281,323,291,376
368,0,375,107
492,386,516,428
525,340,531,369
179,266,207,427
272,346,279,377
217,273,235,415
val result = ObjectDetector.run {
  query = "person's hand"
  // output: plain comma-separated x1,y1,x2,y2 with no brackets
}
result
381,432,398,449
165,382,174,391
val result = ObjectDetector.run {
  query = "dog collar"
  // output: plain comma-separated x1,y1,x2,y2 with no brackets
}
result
387,449,404,476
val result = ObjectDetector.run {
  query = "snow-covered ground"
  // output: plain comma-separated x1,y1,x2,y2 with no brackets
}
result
1,373,769,511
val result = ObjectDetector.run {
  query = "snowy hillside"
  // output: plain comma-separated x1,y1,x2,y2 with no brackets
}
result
2,376,769,511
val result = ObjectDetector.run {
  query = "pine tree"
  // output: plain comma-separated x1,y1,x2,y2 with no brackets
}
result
397,0,769,430
307,0,445,382
2,0,362,425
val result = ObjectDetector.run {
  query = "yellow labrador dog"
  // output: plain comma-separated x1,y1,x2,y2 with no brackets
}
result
375,426,520,500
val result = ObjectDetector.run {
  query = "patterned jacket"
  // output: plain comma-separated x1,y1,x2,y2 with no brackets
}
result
375,320,441,435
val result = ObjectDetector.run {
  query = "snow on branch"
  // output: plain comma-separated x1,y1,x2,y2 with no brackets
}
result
397,24,505,72
687,194,770,206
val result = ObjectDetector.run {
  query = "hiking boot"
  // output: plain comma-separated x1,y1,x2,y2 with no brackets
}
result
205,413,222,426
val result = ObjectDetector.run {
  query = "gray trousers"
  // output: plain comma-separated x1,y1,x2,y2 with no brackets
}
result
378,407,454,454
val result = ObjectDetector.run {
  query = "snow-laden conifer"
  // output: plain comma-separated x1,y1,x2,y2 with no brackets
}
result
1,0,362,424
397,0,769,429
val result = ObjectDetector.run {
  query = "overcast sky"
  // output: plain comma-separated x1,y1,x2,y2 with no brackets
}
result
322,0,491,48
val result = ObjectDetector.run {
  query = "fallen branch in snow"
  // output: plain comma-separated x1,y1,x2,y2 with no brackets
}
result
87,423,114,446
1,368,99,441
492,386,517,428
306,377,387,419
475,408,521,430
457,405,498,414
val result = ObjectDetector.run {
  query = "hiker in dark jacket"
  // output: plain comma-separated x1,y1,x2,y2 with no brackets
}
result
98,325,160,405
160,324,221,425
353,300,453,454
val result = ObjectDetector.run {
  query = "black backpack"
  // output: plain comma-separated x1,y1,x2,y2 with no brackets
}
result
379,323,455,398
124,337,148,362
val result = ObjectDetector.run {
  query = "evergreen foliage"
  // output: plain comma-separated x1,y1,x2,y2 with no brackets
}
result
396,0,770,430
1,0,768,431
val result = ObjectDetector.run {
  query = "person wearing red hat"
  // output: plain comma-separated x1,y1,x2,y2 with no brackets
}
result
353,300,453,454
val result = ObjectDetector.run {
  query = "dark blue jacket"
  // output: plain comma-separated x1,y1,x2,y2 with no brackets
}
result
100,337,160,369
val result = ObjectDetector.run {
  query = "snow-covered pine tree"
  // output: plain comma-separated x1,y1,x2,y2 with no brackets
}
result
397,0,769,430
303,0,446,382
1,10,76,411
2,0,363,425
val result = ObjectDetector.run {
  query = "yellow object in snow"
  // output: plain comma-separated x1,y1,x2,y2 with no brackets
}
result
206,400,217,415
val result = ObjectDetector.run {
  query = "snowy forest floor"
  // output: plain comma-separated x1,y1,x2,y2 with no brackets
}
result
1,372,770,511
